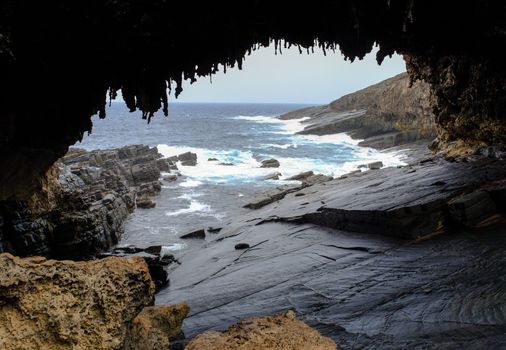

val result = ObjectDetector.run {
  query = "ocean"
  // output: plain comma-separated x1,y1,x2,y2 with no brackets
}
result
77,102,405,252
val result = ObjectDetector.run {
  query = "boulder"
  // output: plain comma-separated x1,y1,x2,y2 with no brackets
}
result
260,159,280,168
185,310,336,350
124,305,190,350
367,161,384,170
0,253,154,350
180,229,206,239
178,152,197,166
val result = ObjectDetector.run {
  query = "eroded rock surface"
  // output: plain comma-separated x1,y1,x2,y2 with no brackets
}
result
185,310,336,350
0,253,154,350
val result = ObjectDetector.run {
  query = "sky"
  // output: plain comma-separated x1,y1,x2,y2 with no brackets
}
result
166,45,406,105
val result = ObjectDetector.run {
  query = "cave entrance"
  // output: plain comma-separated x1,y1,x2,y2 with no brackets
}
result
65,44,414,253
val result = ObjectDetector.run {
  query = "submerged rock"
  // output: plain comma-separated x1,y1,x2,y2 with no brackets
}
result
0,253,154,349
185,310,336,350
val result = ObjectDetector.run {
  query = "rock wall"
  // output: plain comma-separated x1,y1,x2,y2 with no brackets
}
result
0,145,173,259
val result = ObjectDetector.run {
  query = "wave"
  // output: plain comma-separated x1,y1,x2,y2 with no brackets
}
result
165,200,212,216
232,115,309,135
297,132,361,146
179,179,203,188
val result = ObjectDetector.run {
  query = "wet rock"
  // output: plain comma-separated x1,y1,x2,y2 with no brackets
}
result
124,304,190,350
137,198,156,209
244,185,303,209
208,157,219,161
185,310,336,350
367,161,383,170
448,190,497,228
181,229,206,239
287,171,314,181
235,243,250,250
264,172,282,180
163,174,178,182
260,159,280,168
0,253,154,349
178,152,197,166
207,227,222,233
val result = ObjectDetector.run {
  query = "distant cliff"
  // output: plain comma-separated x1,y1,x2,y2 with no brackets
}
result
280,73,436,149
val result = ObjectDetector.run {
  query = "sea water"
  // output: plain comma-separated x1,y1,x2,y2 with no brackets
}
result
77,102,406,251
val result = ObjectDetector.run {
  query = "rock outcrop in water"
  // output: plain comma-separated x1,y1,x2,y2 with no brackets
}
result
280,72,436,149
0,145,172,259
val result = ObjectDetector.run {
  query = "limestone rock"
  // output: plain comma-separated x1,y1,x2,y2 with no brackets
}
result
0,253,154,350
124,304,190,350
185,310,336,350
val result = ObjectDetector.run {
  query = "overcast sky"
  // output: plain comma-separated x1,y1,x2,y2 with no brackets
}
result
165,45,406,105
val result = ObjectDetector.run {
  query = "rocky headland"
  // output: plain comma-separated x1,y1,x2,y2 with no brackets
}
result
280,72,435,150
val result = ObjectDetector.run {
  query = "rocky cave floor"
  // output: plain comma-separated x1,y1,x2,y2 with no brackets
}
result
157,150,506,349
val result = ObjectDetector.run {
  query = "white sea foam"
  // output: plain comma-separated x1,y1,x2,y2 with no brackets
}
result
298,132,361,146
165,200,212,216
232,115,309,135
161,243,186,253
179,179,203,188
177,192,203,200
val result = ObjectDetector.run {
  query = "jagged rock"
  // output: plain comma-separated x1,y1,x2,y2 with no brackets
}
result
264,172,282,180
180,229,206,239
124,304,190,350
0,253,154,350
261,159,280,168
185,310,336,350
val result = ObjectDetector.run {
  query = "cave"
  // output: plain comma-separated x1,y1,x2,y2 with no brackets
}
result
1,1,506,348
0,1,505,200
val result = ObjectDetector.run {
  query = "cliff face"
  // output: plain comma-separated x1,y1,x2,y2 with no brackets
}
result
0,1,505,200
282,72,435,149
0,145,172,259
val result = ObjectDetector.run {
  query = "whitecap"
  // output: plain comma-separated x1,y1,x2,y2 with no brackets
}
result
179,179,203,188
165,200,212,216
161,243,186,253
297,132,361,146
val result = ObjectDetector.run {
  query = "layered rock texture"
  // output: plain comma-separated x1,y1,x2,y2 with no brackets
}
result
1,1,505,199
0,145,171,259
281,72,435,149
185,310,337,350
160,151,506,348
